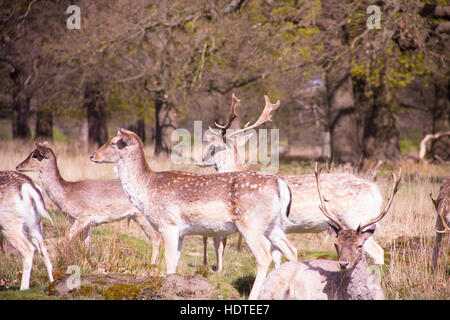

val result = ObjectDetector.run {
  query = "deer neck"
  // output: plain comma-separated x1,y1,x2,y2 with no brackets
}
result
38,158,69,206
114,147,153,212
340,254,381,300
216,150,245,172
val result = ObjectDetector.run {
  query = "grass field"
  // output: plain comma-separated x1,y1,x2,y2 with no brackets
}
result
0,140,448,300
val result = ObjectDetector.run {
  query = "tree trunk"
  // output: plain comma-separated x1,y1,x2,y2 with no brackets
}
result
128,119,146,142
363,102,400,163
85,81,108,148
35,110,53,141
431,80,450,161
154,92,168,156
326,68,362,165
12,96,31,139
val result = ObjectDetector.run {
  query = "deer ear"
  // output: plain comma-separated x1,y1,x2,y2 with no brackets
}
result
117,128,135,145
34,143,51,159
357,224,376,240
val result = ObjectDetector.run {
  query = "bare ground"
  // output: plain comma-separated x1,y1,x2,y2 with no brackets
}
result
47,272,231,300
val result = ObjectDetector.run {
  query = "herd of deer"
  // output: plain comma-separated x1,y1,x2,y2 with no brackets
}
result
0,94,448,300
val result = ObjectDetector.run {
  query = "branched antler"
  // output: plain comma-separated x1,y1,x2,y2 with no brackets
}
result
227,95,280,139
215,93,240,132
359,169,402,231
314,162,344,230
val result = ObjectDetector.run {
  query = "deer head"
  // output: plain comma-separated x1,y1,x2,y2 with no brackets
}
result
16,142,56,173
314,163,401,271
197,94,280,172
90,128,143,164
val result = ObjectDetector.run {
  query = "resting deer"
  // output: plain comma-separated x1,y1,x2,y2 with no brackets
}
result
16,143,162,264
90,128,298,300
430,177,449,269
0,171,54,290
197,94,386,269
258,165,401,300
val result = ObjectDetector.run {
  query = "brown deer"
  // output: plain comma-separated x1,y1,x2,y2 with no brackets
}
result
197,94,386,270
0,171,54,290
90,128,297,300
430,177,450,269
16,143,162,264
258,165,401,300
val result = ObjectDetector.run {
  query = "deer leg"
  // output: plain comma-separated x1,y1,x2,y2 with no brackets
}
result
31,232,54,283
132,214,162,265
236,224,272,300
4,229,35,290
236,234,243,252
160,227,182,274
271,248,282,268
266,225,297,263
213,236,227,273
363,237,384,264
432,216,444,270
68,218,93,246
84,226,92,246
202,236,208,267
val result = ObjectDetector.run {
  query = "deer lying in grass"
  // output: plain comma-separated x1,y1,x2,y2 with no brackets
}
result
430,177,449,269
258,165,401,300
197,94,386,271
0,171,54,290
90,128,298,300
16,143,162,264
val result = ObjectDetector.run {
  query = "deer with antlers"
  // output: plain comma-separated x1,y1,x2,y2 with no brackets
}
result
197,94,387,270
90,128,298,300
430,177,450,269
258,164,401,300
196,94,275,272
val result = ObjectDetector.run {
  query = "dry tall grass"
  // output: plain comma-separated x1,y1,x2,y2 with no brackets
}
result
0,140,448,299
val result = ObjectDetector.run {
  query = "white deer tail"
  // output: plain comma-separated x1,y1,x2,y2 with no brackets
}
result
22,183,54,225
267,178,297,262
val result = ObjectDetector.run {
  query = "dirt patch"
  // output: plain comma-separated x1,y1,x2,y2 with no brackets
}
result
46,272,226,300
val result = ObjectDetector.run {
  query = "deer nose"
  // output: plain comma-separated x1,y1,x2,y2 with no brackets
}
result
338,261,349,270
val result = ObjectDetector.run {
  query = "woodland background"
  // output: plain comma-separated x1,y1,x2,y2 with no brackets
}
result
0,0,449,165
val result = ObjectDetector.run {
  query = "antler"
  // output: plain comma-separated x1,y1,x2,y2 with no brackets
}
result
227,95,280,139
314,162,344,230
215,93,240,132
430,193,450,233
359,169,402,231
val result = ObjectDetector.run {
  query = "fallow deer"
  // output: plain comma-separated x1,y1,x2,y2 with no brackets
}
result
196,94,254,272
90,128,298,300
197,94,386,268
0,171,54,290
258,165,401,300
430,177,449,269
16,143,162,264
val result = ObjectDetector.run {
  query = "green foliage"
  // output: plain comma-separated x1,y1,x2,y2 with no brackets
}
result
399,138,420,154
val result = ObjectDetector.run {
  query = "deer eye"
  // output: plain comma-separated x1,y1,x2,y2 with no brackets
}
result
32,152,43,159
